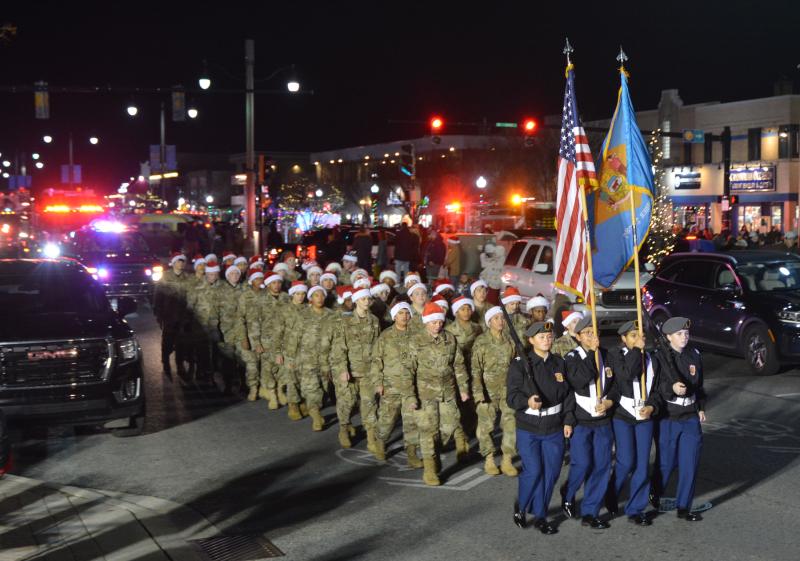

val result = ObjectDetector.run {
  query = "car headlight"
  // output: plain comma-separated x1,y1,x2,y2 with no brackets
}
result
151,265,163,282
778,310,800,324
117,337,140,364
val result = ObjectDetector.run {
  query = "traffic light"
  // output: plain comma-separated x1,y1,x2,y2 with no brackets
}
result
511,194,522,206
522,118,537,147
399,144,416,178
34,81,49,119
430,116,444,144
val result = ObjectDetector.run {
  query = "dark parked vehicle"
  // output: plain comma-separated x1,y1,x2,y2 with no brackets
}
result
63,223,162,303
643,250,800,376
0,259,145,435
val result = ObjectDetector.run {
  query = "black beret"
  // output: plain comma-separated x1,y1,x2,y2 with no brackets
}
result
662,316,691,335
525,321,554,337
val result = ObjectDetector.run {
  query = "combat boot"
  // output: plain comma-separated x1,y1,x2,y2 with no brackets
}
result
277,385,288,406
338,425,353,448
501,454,519,477
484,454,500,475
366,428,378,454
246,387,258,402
348,425,356,437
455,431,470,462
373,439,386,461
405,446,423,469
299,402,309,417
422,458,441,486
258,386,270,400
309,407,325,431
287,403,302,421
266,389,279,410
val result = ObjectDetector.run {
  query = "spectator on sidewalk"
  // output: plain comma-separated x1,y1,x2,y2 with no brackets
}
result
394,222,418,282
353,225,373,271
424,229,446,283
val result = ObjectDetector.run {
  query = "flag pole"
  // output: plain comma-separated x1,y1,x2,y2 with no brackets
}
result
565,37,602,395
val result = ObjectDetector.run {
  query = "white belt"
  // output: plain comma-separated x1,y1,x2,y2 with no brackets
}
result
525,403,562,417
620,395,648,420
575,393,606,417
667,395,696,407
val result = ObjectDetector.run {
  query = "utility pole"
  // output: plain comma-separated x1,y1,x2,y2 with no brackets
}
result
68,132,74,189
244,38,257,255
721,126,732,231
160,101,166,201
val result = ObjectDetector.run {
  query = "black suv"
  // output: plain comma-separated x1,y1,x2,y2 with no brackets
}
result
643,250,800,376
0,259,145,435
63,224,161,303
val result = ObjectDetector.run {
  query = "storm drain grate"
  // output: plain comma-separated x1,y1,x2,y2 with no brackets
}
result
191,535,284,560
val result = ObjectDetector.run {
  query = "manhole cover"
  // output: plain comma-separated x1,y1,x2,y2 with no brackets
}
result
191,535,284,560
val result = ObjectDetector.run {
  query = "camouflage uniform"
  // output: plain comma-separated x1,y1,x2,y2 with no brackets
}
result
153,269,190,370
409,329,470,459
280,300,307,404
285,306,336,411
217,282,245,389
471,300,491,324
445,319,483,372
409,306,426,333
260,293,289,392
372,325,420,448
238,288,265,391
330,311,381,431
509,311,531,350
186,280,220,376
551,333,578,358
471,330,517,458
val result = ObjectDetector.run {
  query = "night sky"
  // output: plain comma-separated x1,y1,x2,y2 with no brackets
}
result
2,0,800,193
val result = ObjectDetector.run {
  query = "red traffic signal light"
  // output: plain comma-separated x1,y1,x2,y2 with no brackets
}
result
430,116,444,132
522,119,537,134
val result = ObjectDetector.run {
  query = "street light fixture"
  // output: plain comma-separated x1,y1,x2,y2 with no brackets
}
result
199,60,211,90
32,152,40,160
35,162,44,169
1,160,10,168
315,189,323,197
476,176,487,189
187,106,198,119
43,135,53,143
178,197,186,206
287,80,300,93
1,172,8,179
370,184,379,194
126,103,139,117
206,195,214,204
89,136,99,145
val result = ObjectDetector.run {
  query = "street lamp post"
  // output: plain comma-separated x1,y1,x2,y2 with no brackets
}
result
245,39,257,255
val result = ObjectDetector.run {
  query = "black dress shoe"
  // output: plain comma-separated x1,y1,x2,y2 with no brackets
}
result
560,485,574,519
649,489,660,509
604,491,619,516
581,516,609,529
534,518,557,535
513,502,526,529
628,514,652,526
676,509,702,522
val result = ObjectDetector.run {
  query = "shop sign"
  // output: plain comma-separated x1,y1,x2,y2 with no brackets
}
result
673,170,701,190
730,164,775,192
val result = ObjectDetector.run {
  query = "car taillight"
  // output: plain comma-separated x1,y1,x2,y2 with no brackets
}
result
151,265,164,282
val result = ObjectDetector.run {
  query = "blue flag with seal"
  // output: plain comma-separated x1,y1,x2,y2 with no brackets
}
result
588,67,653,288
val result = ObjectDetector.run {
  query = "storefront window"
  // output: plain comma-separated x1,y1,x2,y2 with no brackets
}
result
771,206,782,229
737,206,762,232
673,205,707,231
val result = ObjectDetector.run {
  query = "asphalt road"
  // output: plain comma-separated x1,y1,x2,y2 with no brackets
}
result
9,305,800,560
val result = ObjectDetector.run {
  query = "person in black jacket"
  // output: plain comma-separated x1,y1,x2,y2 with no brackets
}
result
605,321,661,526
561,315,616,529
507,321,575,535
653,316,706,522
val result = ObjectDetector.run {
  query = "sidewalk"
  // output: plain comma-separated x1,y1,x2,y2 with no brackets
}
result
0,474,219,561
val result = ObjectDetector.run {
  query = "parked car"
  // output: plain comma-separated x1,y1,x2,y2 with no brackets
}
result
501,237,652,333
642,250,800,376
0,258,145,435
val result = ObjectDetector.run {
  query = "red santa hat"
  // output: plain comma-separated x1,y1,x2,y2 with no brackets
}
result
233,256,248,267
289,280,309,296
264,271,283,286
325,262,343,273
447,236,460,244
273,262,290,274
248,271,264,284
501,286,523,305
225,265,242,280
350,268,369,284
353,277,372,290
320,272,338,284
308,285,327,299
422,302,446,324
192,254,205,265
301,259,319,272
249,261,264,272
249,255,263,265
433,280,455,295
432,294,449,310
379,270,398,284
222,251,236,263
336,285,353,305
484,305,504,327
404,272,421,286
390,301,412,320
470,279,488,296
205,259,220,273
370,282,390,296
204,253,218,263
169,252,186,266
407,283,428,297
352,287,371,302
526,295,550,312
451,296,474,315
342,253,358,263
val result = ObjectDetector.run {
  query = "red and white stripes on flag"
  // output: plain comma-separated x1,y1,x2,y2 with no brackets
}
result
555,66,597,301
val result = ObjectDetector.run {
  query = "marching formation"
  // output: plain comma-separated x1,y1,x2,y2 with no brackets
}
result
153,249,707,534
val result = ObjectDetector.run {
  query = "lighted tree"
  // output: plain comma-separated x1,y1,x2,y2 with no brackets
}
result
645,129,676,266
272,176,344,230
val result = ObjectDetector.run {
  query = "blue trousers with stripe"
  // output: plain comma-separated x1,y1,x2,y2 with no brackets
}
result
659,416,702,510
612,418,654,516
565,423,614,517
516,429,564,520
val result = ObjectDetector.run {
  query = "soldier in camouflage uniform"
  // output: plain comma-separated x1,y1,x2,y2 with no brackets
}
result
153,252,190,377
445,295,483,436
409,302,471,486
472,306,518,477
218,266,245,395
238,270,266,402
502,286,531,350
551,310,583,357
525,295,550,323
372,302,423,468
407,282,428,332
339,254,358,285
285,285,335,431
260,271,289,408
470,280,491,323
190,255,206,288
186,258,222,384
282,281,309,420
330,286,381,450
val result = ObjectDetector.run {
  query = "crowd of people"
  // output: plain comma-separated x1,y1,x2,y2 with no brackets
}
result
153,243,707,534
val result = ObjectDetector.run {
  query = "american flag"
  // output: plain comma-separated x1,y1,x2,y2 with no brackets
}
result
555,67,597,301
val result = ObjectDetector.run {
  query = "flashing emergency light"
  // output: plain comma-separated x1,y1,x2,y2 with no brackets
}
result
92,220,127,233
523,119,537,133
43,243,61,259
97,268,110,279
430,117,443,131
511,194,523,206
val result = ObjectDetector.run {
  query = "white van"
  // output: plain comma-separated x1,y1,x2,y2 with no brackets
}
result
501,237,651,332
